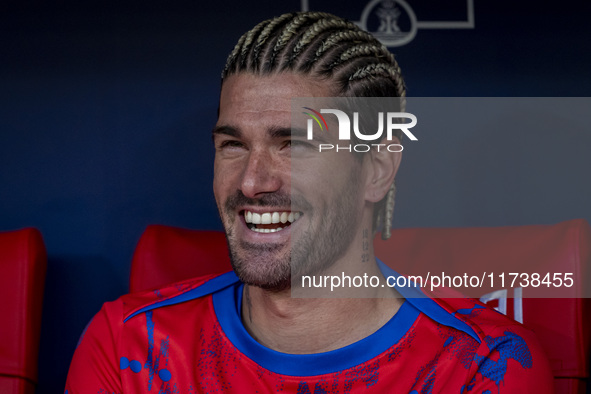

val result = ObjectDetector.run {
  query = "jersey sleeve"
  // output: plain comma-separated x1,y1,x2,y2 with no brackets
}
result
466,324,555,393
65,300,124,394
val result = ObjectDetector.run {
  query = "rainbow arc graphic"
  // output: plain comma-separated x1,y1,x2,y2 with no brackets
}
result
302,107,328,131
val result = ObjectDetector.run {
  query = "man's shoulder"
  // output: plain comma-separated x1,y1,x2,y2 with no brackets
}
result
402,291,522,347
432,296,527,339
101,270,239,324
411,296,554,391
406,293,544,357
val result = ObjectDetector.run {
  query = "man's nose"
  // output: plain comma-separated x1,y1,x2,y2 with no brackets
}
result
240,149,283,199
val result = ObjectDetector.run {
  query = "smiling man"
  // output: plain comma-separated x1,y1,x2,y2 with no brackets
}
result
66,11,554,393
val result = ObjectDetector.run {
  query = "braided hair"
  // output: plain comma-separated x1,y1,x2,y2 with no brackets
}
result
221,11,406,239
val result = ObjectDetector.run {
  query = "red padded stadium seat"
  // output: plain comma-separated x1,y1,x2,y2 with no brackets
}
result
130,220,590,393
130,225,231,293
0,228,47,394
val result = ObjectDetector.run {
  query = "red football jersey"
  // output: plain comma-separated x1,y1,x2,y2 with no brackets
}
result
65,262,554,393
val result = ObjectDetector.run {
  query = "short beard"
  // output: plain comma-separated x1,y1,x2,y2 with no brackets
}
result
229,235,292,292
220,166,363,292
221,191,302,291
288,168,362,288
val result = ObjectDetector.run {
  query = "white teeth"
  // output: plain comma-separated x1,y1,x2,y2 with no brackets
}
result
243,210,302,228
251,227,284,233
261,213,272,224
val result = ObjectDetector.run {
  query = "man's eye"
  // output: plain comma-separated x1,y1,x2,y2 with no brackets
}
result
219,140,245,149
286,140,313,149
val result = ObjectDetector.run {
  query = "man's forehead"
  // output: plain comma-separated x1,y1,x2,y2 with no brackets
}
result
219,73,333,112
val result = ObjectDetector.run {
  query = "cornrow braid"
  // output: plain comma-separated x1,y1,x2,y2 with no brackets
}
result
314,30,376,61
252,13,295,70
349,62,402,86
289,18,357,64
271,12,332,67
329,44,393,69
381,181,396,240
222,34,247,78
238,20,271,68
221,11,406,239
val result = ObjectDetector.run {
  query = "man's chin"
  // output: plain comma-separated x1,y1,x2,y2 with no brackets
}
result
251,278,292,293
236,270,292,293
229,241,292,291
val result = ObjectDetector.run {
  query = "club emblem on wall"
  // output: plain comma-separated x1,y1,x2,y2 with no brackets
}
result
301,0,476,47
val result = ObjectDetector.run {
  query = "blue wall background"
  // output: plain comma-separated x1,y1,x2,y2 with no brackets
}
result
1,0,590,392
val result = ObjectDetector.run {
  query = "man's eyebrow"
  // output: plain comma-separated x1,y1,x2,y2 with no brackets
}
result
212,125,308,140
212,125,242,138
269,127,307,139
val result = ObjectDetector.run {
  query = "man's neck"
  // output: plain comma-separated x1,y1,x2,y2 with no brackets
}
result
240,262,404,354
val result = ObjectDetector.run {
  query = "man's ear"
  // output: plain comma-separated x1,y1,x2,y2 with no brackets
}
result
364,137,402,203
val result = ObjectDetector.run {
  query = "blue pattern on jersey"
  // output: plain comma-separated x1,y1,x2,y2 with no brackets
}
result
454,304,486,319
143,310,172,392
473,331,532,388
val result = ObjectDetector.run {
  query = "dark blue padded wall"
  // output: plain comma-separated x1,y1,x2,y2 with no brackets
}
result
0,1,590,392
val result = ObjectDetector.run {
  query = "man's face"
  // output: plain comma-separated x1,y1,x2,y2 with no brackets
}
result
213,73,366,290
